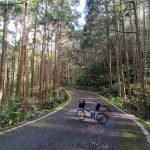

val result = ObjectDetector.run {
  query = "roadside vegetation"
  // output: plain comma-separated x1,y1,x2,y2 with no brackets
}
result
0,89,68,128
64,0,150,121
73,60,149,120
0,0,78,128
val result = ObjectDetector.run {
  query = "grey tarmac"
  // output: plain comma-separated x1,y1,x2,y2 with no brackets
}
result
0,89,149,150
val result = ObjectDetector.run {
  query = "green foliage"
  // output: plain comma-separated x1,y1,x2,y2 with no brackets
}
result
76,71,91,87
0,102,26,127
0,89,68,128
38,0,76,27
9,110,26,122
100,86,110,96
12,4,23,14
107,95,124,108
75,62,108,88
55,89,68,104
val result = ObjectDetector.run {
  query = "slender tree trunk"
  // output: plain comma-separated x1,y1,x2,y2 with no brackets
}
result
36,60,40,95
105,3,112,94
129,15,137,84
53,33,57,90
120,0,131,99
23,42,28,99
46,29,52,91
6,62,9,97
56,22,62,88
10,55,15,96
16,2,28,99
0,0,8,104
39,1,47,100
132,1,148,119
10,22,17,97
31,12,38,96
143,3,148,91
50,32,53,89
39,28,46,100
113,0,121,97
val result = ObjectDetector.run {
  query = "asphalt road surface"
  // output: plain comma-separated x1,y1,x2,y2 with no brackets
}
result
0,89,149,150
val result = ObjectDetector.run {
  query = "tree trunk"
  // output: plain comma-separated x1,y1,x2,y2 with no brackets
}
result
16,2,28,99
39,28,46,100
120,0,131,99
142,3,148,92
113,0,121,97
105,3,112,94
31,12,38,96
39,1,47,100
132,1,148,119
10,21,18,97
53,33,57,90
0,1,9,105
56,22,62,88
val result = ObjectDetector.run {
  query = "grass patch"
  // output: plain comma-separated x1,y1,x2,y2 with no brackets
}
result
138,119,150,127
145,121,150,125
106,95,124,108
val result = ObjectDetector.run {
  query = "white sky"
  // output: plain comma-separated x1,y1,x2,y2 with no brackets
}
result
76,0,86,27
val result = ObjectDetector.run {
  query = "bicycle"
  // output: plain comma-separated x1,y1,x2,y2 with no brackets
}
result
76,100,108,124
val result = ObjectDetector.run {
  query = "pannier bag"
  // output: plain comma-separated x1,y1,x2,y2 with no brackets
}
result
95,102,101,111
79,100,86,108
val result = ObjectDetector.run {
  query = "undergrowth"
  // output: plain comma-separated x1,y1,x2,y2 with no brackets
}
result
0,89,68,128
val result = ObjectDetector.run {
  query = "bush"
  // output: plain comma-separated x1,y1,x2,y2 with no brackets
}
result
74,61,119,91
0,89,68,128
55,89,68,104
108,96,124,108
0,106,26,127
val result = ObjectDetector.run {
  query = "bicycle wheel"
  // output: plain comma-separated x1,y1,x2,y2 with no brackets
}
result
96,113,108,124
76,110,86,121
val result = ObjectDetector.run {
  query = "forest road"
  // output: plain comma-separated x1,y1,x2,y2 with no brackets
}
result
0,89,149,150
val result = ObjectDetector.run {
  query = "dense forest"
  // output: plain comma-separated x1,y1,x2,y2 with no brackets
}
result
0,0,150,127
0,0,78,127
71,0,150,119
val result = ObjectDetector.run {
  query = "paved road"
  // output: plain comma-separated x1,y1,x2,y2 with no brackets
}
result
0,89,149,150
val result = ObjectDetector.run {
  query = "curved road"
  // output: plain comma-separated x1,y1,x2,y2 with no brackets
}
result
0,89,149,150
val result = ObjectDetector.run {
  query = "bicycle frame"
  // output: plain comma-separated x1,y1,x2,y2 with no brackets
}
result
83,108,96,118
76,108,108,124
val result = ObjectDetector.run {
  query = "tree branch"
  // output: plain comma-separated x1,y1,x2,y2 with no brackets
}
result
0,0,28,6
110,29,136,34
